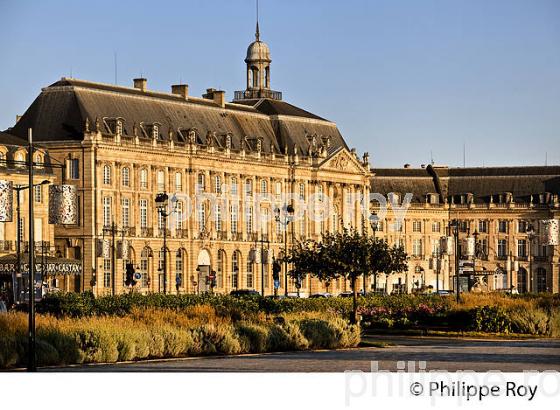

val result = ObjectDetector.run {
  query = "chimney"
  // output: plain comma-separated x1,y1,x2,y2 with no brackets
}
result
133,78,147,91
203,88,226,108
171,84,189,99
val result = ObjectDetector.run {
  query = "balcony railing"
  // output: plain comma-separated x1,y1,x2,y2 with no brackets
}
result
216,231,227,240
234,89,282,101
230,232,242,241
0,240,13,251
140,227,153,237
175,229,189,239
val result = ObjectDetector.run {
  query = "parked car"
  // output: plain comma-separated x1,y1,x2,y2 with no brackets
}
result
264,294,286,300
337,291,354,298
309,292,332,299
229,289,261,297
435,290,453,296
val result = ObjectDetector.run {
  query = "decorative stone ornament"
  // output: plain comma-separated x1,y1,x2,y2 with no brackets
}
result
542,219,559,246
0,180,14,222
48,185,78,225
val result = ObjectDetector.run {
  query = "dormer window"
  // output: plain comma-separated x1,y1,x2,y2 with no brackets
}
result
103,117,125,135
140,122,162,140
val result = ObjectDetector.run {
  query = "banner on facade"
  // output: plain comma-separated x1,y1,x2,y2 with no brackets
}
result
542,219,559,246
0,180,13,222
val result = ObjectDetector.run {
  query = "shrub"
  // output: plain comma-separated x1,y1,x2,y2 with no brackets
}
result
236,322,270,353
509,308,550,335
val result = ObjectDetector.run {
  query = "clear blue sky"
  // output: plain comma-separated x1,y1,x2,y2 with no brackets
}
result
0,0,559,167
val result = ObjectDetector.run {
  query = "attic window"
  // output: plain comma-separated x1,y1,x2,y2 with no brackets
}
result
103,118,125,135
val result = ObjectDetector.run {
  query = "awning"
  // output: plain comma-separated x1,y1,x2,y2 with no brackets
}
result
0,253,82,276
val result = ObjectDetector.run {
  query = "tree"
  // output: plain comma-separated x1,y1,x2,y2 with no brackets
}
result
287,228,409,323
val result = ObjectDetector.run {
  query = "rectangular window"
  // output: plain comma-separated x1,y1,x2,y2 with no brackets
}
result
231,204,238,233
231,178,238,196
121,198,130,227
275,181,282,201
393,220,403,232
518,220,527,233
518,239,527,257
246,261,253,288
34,185,42,203
246,206,253,233
478,220,488,233
299,183,305,200
69,159,79,179
139,199,148,229
431,221,440,233
215,176,222,194
103,258,111,288
412,239,423,257
175,201,183,230
215,204,222,232
413,220,422,232
498,220,508,233
498,239,507,257
140,170,148,189
175,173,182,192
198,204,205,232
103,197,112,227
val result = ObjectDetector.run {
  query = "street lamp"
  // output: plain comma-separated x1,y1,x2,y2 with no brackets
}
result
526,222,536,292
155,192,178,294
368,210,379,293
274,204,294,296
449,219,460,303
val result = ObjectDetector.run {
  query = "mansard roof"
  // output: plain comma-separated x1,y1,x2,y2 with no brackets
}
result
5,78,347,156
371,166,560,204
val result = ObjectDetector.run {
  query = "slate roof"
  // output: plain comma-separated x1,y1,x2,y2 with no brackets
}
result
0,131,26,146
5,78,347,155
371,166,560,204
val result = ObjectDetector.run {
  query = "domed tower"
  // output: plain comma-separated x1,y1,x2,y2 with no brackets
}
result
234,22,282,101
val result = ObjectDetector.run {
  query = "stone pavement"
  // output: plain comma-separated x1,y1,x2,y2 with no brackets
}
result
46,336,560,372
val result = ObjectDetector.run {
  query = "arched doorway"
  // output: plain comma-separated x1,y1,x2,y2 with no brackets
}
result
517,268,528,293
196,249,211,293
536,268,547,293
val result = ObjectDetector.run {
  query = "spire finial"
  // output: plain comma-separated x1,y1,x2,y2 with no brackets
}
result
255,0,260,41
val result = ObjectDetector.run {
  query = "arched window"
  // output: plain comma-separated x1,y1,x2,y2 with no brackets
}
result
217,250,225,289
536,268,547,293
197,173,205,193
245,178,253,197
103,165,111,185
232,251,240,289
14,151,25,167
121,167,130,187
140,168,148,189
175,172,182,192
0,151,4,166
157,170,165,192
260,179,267,194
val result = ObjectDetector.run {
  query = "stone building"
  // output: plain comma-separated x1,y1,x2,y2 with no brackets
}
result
2,26,559,296
0,131,61,303
371,165,560,294
4,28,372,296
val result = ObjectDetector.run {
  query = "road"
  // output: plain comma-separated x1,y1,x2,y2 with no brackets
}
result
46,336,560,372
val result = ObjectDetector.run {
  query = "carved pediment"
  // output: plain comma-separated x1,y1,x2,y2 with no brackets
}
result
320,149,366,173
